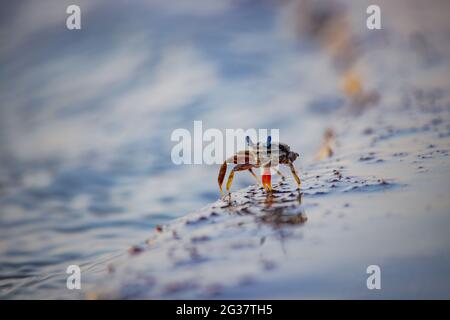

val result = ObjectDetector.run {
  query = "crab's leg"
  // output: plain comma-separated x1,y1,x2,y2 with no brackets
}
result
218,161,228,196
274,168,286,181
248,168,261,186
226,169,235,193
288,162,301,189
262,167,272,192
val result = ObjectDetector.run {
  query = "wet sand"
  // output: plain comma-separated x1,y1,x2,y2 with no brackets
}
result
82,98,450,299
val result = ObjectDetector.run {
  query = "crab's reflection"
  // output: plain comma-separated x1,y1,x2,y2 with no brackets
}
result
222,181,307,227
259,190,307,227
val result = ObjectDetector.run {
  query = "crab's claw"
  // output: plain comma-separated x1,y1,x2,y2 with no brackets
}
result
262,167,272,192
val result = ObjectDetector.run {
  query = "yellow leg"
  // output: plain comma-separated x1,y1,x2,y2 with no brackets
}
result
226,170,235,193
218,161,228,196
274,168,286,181
248,168,261,186
262,180,272,192
288,162,301,189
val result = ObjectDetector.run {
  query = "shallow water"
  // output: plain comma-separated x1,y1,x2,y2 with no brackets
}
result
1,0,450,299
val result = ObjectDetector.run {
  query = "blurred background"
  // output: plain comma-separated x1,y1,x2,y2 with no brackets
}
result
0,0,449,298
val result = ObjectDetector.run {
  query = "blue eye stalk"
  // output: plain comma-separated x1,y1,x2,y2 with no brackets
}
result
245,135,251,146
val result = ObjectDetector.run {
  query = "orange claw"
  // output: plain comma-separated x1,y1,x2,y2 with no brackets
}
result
262,168,272,192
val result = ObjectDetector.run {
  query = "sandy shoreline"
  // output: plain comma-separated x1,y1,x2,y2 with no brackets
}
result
80,97,450,299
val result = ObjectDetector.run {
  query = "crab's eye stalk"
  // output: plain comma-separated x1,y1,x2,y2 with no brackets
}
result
266,136,272,155
246,135,255,147
288,152,299,162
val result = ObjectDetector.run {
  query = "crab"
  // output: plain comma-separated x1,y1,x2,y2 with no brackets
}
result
218,136,301,196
